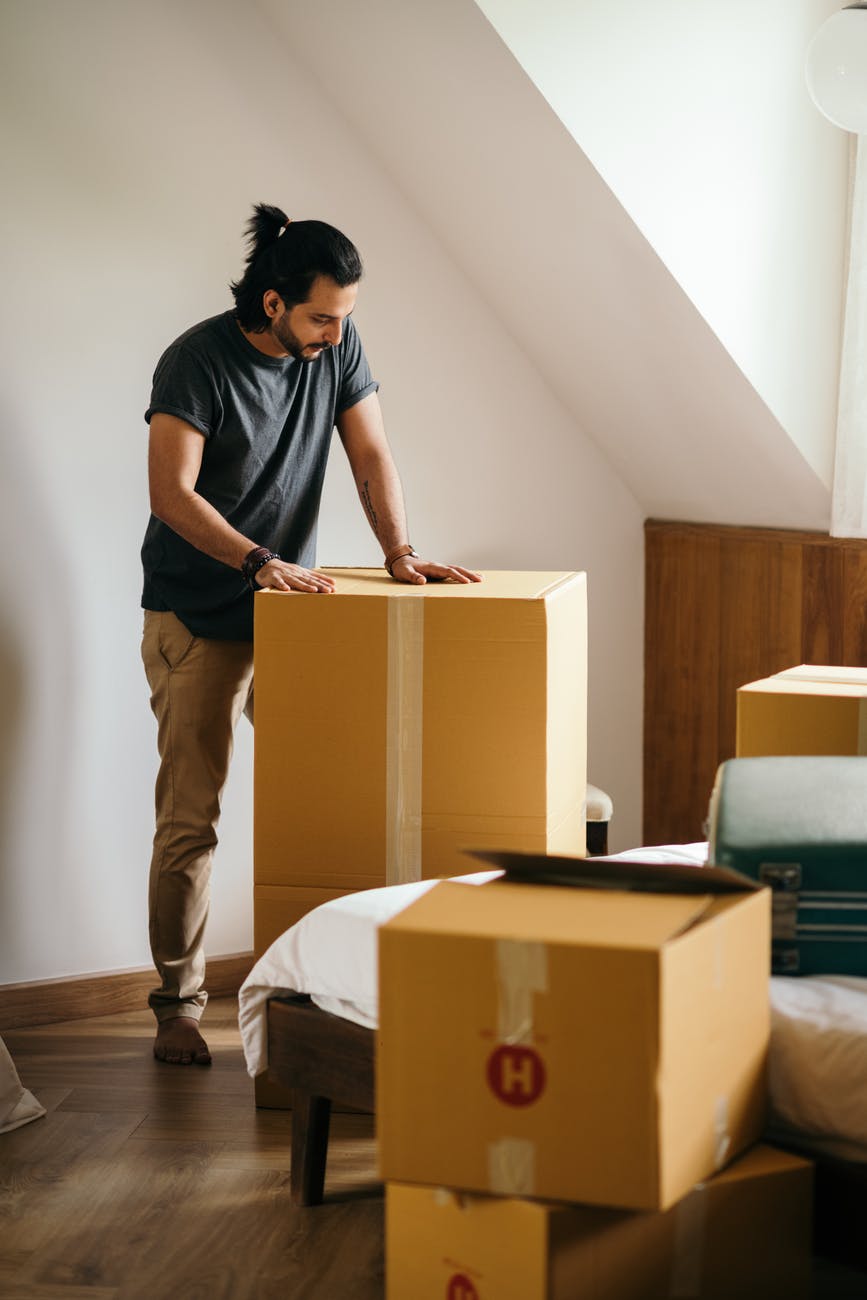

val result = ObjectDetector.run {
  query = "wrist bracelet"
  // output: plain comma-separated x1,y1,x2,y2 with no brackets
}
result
242,546,280,590
385,544,418,577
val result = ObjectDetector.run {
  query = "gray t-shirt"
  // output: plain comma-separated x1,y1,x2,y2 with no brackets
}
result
141,310,378,640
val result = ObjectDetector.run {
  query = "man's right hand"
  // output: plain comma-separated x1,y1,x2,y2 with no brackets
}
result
255,560,336,593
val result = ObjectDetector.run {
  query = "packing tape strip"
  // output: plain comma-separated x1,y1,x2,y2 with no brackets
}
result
386,598,424,885
433,1187,470,1212
496,939,548,1044
487,1137,536,1196
668,1181,707,1298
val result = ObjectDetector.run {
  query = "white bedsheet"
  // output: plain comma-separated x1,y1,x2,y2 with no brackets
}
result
766,973,867,1163
237,841,867,1164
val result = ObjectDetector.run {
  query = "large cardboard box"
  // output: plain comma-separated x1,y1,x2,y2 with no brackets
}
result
253,884,347,957
385,1145,812,1300
254,570,587,897
378,859,770,1211
737,664,867,757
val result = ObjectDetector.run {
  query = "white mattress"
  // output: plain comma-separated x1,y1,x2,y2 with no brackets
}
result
238,842,867,1164
766,973,867,1163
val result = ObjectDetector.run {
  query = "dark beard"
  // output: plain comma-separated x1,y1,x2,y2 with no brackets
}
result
272,317,331,363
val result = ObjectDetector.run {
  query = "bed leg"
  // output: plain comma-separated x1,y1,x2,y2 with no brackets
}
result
290,1090,332,1207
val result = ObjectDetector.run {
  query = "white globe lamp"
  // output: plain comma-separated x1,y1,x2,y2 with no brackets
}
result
807,4,867,132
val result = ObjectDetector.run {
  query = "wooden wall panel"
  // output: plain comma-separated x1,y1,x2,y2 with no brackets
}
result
644,522,867,846
643,523,720,844
717,534,803,771
842,548,867,663
801,544,845,665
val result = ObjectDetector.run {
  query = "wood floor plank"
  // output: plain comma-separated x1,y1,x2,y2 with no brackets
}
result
0,998,384,1298
131,1105,292,1141
24,1085,72,1114
8,1016,254,1104
210,1112,376,1176
0,1285,118,1299
108,1170,384,1300
0,1109,149,1288
54,1076,254,1113
274,1198,384,1299
27,1137,224,1293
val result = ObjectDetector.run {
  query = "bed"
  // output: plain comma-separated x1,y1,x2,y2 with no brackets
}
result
237,844,867,1268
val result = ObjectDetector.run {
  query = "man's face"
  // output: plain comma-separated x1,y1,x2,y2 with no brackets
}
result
269,275,359,362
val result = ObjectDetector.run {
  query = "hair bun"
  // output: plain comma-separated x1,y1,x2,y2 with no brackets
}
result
241,202,290,269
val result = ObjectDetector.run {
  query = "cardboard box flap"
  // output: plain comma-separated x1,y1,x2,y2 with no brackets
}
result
386,877,721,950
740,665,867,697
776,664,867,687
467,848,761,895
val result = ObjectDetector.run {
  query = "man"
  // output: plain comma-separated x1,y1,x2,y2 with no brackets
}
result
142,203,481,1066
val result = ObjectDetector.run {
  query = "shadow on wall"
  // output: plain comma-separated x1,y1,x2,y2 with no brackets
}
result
0,403,79,980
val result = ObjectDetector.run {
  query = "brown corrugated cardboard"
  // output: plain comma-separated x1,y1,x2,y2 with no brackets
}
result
737,664,867,757
253,884,350,958
253,569,587,892
378,863,770,1211
385,1145,812,1300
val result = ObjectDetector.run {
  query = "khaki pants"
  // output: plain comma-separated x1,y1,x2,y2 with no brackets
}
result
141,610,254,1022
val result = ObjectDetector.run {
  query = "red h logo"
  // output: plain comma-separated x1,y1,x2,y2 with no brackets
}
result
486,1044,546,1106
447,1275,480,1300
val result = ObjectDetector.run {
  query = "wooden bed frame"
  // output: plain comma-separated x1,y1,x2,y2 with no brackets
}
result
266,995,867,1274
267,994,375,1207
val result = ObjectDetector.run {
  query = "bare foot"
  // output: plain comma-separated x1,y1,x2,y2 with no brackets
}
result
153,1017,212,1066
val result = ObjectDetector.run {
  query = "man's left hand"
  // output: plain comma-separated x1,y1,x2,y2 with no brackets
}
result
390,555,483,585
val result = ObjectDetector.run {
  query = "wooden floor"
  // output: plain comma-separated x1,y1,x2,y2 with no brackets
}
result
0,999,382,1299
3,1000,867,1299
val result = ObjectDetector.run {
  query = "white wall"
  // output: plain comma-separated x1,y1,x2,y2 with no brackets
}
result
476,0,849,489
0,0,643,986
267,0,831,534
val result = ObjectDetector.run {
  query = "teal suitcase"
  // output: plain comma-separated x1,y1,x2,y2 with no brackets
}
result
707,755,867,976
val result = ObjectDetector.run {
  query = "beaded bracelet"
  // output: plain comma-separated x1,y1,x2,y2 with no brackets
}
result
242,546,280,590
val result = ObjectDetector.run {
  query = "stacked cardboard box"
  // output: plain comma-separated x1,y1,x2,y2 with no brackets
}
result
378,859,813,1298
737,664,867,757
252,569,587,956
386,1148,813,1300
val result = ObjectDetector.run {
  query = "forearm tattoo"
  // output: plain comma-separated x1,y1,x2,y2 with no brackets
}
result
361,479,379,534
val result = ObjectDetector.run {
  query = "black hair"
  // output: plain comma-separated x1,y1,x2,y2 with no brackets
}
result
230,203,363,331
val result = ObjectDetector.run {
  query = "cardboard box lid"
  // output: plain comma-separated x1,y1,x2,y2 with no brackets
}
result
382,876,731,952
468,848,759,895
258,568,581,601
740,664,867,697
711,1143,812,1187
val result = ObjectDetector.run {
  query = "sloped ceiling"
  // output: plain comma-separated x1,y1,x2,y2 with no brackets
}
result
256,0,830,531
